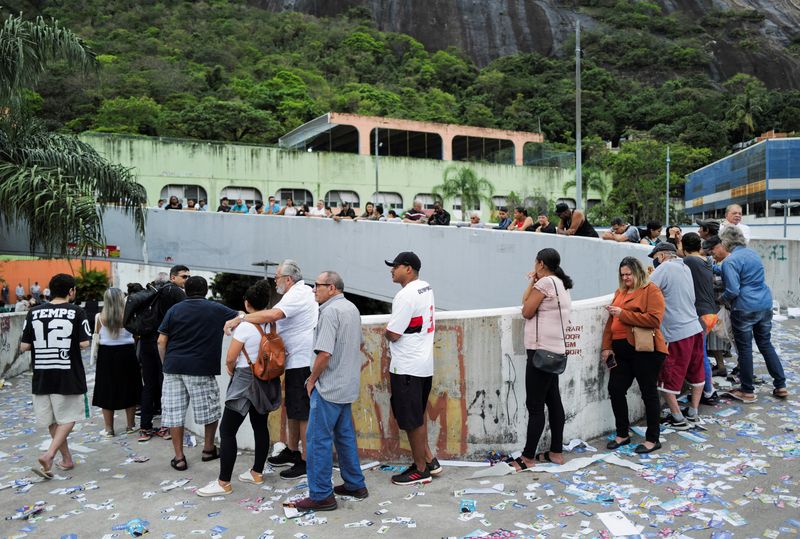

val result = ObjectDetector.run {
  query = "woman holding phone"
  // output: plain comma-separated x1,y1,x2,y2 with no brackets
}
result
601,257,668,454
508,248,572,471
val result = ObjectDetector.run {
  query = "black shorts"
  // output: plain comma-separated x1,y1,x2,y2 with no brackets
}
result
284,367,311,421
390,373,432,431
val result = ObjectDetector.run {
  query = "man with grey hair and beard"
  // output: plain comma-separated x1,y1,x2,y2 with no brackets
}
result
718,227,787,402
224,259,318,479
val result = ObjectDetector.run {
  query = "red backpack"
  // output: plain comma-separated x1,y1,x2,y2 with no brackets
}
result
241,323,286,381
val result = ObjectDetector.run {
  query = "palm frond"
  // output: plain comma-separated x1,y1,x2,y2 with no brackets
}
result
0,13,95,106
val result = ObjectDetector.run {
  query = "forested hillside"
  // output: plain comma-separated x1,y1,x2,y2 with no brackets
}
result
4,0,798,154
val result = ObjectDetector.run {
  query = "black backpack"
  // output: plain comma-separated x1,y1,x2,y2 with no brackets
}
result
123,286,163,338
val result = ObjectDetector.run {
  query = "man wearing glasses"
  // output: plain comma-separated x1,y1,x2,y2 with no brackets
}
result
136,264,189,443
383,251,441,485
224,259,318,480
287,271,366,511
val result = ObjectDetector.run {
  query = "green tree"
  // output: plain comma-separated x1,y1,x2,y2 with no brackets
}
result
604,139,710,224
74,268,110,302
562,167,611,204
94,96,163,135
0,14,146,256
433,165,495,221
176,97,281,142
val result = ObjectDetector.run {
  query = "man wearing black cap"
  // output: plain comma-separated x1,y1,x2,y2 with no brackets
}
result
383,251,440,486
648,242,705,430
555,202,598,238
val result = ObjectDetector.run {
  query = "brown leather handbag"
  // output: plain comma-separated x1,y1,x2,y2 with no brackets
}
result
632,326,655,352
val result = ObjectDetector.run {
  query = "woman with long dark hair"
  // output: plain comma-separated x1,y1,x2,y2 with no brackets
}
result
602,257,668,454
509,248,572,471
639,221,662,246
197,281,281,497
92,288,142,438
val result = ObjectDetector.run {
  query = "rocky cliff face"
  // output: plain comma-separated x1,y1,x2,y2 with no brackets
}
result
253,0,800,88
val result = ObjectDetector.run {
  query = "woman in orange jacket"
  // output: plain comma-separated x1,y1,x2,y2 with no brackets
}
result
601,257,668,454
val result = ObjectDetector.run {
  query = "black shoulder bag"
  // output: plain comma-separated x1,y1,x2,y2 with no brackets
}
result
531,277,568,374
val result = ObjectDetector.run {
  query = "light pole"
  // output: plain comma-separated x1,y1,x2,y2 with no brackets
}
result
770,201,800,238
665,146,670,228
374,128,380,206
575,20,582,210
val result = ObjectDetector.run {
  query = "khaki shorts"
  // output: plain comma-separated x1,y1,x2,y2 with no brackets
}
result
33,394,89,427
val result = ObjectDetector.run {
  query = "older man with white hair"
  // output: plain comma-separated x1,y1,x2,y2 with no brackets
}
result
224,259,319,479
718,227,787,402
719,204,751,243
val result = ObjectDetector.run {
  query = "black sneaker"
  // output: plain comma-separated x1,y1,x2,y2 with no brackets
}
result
661,415,690,431
280,460,306,480
680,408,700,424
700,392,720,405
427,457,443,477
391,465,432,486
268,447,299,468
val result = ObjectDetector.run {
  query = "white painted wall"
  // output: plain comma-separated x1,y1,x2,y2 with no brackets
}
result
1,313,30,379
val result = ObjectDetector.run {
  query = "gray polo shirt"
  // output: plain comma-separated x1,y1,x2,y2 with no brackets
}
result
649,258,703,343
313,294,364,404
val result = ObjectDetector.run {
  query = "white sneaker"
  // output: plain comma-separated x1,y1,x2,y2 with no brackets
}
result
196,480,232,497
238,470,264,484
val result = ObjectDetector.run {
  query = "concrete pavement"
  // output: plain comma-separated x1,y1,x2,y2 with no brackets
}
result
1,321,799,538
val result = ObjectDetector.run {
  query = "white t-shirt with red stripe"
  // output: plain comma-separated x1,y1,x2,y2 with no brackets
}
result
387,279,435,377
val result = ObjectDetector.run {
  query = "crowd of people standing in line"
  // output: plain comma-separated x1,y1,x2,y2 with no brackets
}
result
18,205,786,509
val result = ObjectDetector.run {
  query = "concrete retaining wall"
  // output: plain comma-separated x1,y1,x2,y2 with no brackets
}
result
749,239,800,308
0,313,30,380
185,294,638,460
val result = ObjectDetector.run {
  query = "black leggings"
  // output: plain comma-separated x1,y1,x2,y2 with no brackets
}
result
218,405,269,482
608,339,665,443
523,350,565,459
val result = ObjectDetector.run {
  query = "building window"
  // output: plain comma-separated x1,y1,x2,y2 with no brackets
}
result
413,193,442,210
371,192,403,209
452,196,481,211
220,187,263,206
492,196,508,209
160,185,208,206
277,189,313,207
325,190,360,209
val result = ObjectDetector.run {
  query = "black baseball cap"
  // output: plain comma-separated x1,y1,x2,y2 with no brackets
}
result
702,235,722,251
385,251,421,271
697,219,720,234
648,242,677,258
555,202,570,214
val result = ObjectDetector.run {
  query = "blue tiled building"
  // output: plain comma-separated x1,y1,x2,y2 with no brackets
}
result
685,137,800,219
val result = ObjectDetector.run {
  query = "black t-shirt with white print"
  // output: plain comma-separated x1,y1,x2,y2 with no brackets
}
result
21,302,91,395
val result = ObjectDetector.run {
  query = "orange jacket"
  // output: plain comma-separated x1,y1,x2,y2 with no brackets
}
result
602,282,668,354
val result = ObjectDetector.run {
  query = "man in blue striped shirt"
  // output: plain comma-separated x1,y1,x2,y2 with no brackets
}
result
289,271,367,512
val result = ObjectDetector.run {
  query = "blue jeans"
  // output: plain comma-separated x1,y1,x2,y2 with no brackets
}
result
306,391,365,500
702,333,714,397
730,309,786,393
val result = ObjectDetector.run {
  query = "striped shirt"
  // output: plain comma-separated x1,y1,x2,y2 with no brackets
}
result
312,294,364,404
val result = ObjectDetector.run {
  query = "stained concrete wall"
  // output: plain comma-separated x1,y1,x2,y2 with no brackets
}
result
79,133,596,221
748,239,800,308
183,294,639,460
0,313,30,380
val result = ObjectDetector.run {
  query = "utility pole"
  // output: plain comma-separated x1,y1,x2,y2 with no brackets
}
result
575,20,582,210
374,128,379,205
665,146,671,228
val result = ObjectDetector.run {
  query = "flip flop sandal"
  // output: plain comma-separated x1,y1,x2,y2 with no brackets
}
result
32,466,54,479
55,462,75,471
201,446,220,462
773,388,789,398
512,456,528,472
534,452,553,463
170,456,188,471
